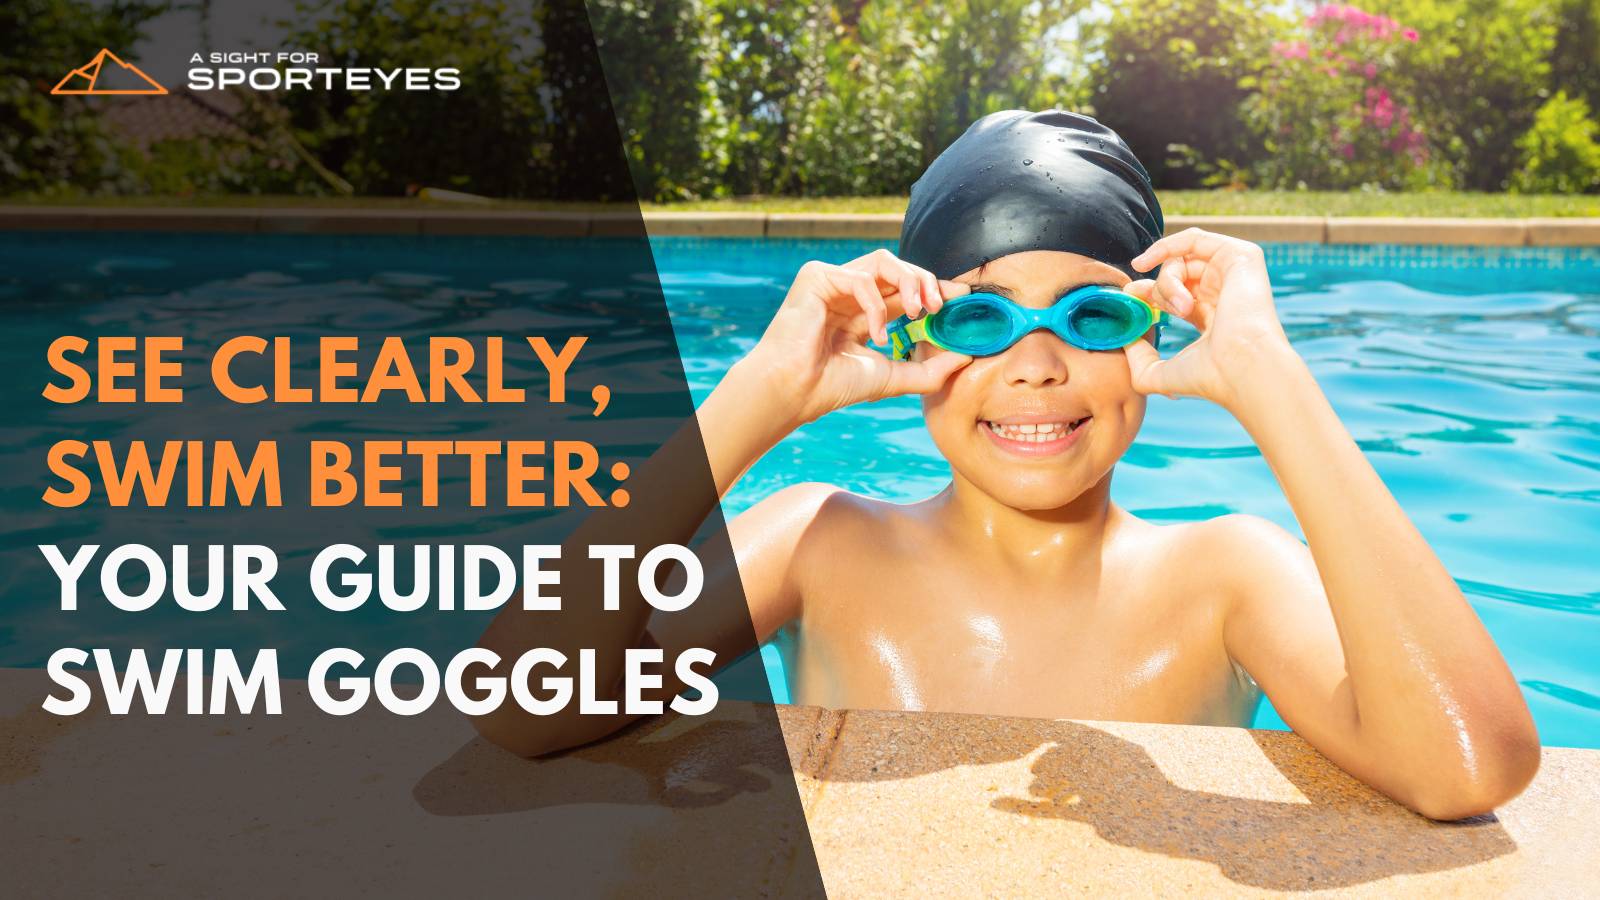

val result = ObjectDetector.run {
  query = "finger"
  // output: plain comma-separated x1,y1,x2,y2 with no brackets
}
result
1128,276,1206,332
918,268,942,314
1135,276,1180,323
845,250,927,319
844,248,913,291
1122,339,1174,398
831,268,889,344
1125,278,1178,318
886,351,972,396
939,279,970,301
887,255,942,314
1157,258,1195,316
896,272,922,318
1131,227,1230,273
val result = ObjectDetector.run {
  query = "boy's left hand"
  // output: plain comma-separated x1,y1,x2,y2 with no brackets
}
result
1121,228,1298,412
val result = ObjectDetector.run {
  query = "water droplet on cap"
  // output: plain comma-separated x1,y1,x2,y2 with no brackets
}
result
1022,159,1033,166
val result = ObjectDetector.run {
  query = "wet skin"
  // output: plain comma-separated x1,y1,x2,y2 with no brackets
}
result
766,252,1259,725
475,237,1539,820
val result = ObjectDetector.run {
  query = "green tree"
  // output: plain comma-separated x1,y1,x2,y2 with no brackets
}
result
1090,0,1288,188
909,0,1083,170
1550,0,1600,110
701,0,829,196
781,1,925,196
586,0,735,201
277,0,552,198
783,0,1081,197
0,0,164,195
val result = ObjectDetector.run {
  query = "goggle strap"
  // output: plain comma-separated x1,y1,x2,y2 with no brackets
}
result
886,316,917,361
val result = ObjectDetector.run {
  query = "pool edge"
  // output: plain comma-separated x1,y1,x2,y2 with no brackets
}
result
2,206,1599,247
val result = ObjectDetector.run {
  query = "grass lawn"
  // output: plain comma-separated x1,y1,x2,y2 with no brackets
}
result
4,191,1597,217
648,191,1600,217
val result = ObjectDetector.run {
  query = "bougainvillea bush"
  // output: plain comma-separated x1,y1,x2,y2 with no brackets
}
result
1242,4,1448,189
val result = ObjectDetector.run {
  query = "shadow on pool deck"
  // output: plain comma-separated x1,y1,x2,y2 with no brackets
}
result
412,705,1516,892
986,726,1513,890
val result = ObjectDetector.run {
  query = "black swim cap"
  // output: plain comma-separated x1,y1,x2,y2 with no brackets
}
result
900,110,1164,279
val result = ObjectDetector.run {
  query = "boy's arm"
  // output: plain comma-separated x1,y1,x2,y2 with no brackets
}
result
1126,229,1540,820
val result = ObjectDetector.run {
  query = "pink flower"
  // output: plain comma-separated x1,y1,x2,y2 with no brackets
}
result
1307,5,1415,43
1363,62,1378,78
1339,143,1356,159
1273,40,1310,59
1403,28,1419,41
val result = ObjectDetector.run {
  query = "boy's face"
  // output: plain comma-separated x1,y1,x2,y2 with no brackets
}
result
917,250,1149,511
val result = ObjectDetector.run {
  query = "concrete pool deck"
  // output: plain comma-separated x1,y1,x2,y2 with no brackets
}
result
2,205,1600,246
2,669,1596,896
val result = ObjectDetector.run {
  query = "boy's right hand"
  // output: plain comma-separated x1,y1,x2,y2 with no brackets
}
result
743,249,972,425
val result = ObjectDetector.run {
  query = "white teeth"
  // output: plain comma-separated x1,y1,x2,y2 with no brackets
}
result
985,419,1084,442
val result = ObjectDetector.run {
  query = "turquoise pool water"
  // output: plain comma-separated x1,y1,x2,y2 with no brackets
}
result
2,233,1596,749
653,239,1600,748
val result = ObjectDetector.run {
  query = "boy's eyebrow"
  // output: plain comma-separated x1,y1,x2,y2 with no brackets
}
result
1055,279,1122,295
965,280,1121,300
966,281,1015,298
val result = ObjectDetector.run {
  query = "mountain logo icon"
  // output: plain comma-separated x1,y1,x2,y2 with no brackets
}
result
51,49,167,96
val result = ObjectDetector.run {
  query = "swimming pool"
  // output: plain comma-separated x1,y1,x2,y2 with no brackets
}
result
2,233,1595,748
652,238,1600,748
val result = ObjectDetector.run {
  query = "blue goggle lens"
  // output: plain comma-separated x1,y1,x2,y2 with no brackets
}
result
932,298,1011,351
1068,294,1145,346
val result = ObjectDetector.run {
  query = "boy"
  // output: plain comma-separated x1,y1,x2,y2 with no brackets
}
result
475,110,1539,820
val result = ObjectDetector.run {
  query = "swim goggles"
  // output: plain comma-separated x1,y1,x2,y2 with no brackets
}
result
884,286,1165,361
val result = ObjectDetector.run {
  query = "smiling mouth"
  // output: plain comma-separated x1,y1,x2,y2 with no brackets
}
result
979,416,1092,457
983,417,1091,444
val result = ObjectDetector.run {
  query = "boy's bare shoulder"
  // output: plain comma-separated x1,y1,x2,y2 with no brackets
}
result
736,482,918,556
1132,511,1318,602
747,482,912,530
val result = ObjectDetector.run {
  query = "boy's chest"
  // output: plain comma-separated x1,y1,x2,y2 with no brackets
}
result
789,569,1252,726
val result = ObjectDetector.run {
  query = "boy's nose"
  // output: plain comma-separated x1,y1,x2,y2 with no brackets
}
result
1000,330,1070,387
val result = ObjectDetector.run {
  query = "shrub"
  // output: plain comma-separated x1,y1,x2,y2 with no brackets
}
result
275,0,556,198
701,1,828,197
1243,4,1444,190
1549,0,1599,111
0,0,162,196
1511,91,1600,193
1367,0,1557,190
587,0,735,201
1089,0,1288,188
783,0,1079,197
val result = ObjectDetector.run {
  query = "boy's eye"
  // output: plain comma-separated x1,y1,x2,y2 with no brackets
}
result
1068,298,1138,341
941,303,1008,344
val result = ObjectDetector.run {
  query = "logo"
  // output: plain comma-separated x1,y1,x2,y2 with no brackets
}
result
186,52,459,92
52,49,167,96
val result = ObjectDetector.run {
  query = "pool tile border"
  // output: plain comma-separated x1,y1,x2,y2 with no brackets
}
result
1324,216,1528,246
1,206,1599,247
